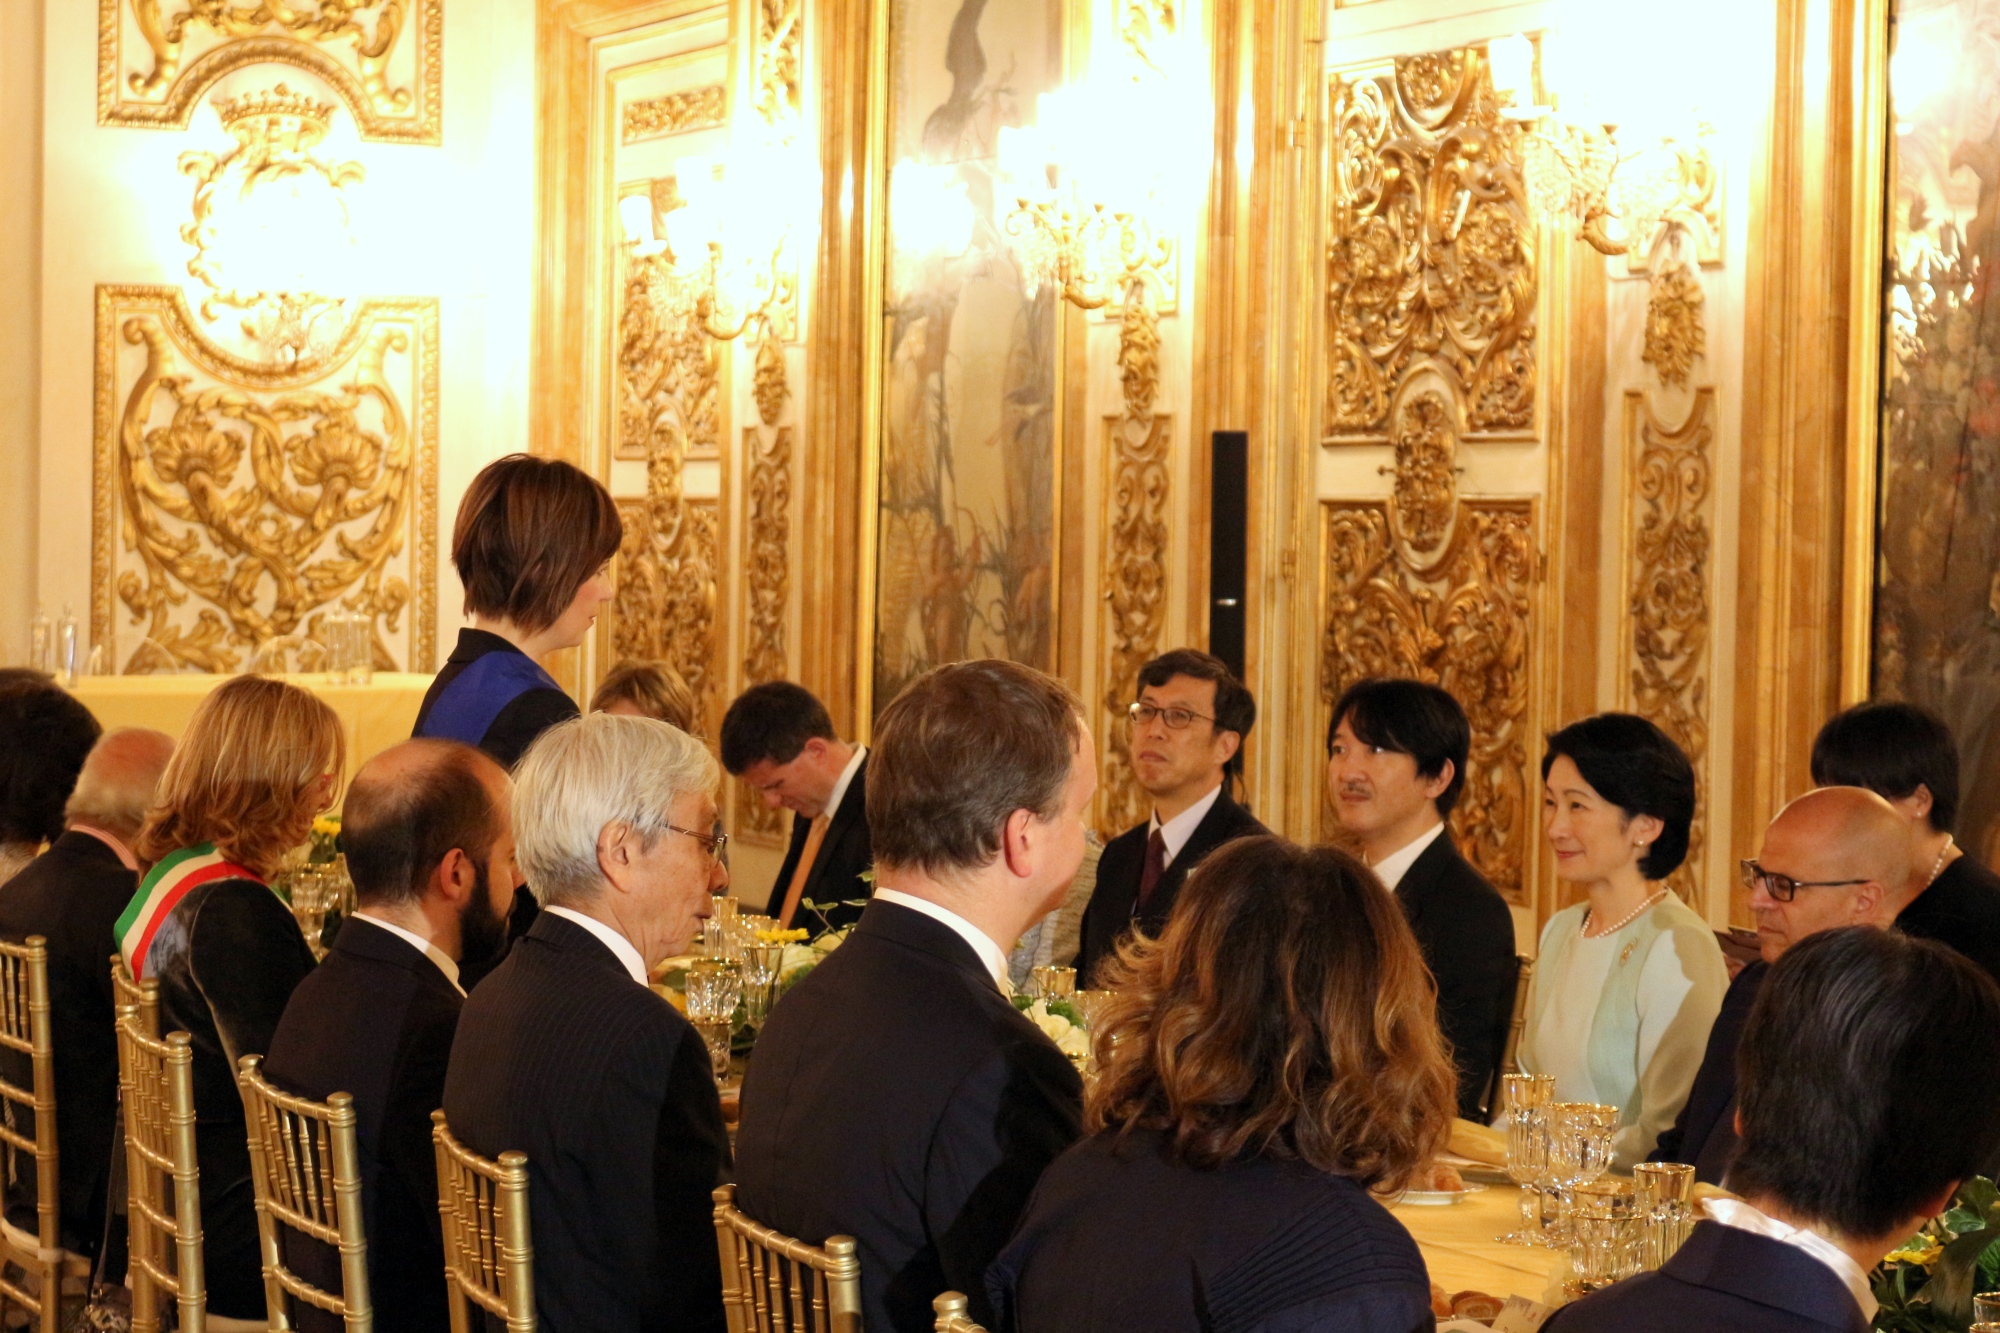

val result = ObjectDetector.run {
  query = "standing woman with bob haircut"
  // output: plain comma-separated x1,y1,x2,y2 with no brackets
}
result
1517,713,1727,1168
415,454,623,769
990,836,1455,1333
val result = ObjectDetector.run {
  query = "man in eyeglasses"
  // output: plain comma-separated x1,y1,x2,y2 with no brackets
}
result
1076,650,1267,982
1648,785,1908,1183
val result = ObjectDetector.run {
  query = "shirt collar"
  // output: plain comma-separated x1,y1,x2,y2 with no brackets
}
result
68,824,140,873
350,911,465,996
873,888,1012,993
1146,782,1224,868
1703,1198,1878,1322
543,905,649,986
1370,821,1447,891
823,745,867,820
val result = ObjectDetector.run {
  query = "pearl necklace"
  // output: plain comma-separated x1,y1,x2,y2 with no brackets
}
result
1584,889,1668,939
1927,836,1956,887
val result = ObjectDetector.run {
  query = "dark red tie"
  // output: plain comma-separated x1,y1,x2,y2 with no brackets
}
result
1136,828,1167,911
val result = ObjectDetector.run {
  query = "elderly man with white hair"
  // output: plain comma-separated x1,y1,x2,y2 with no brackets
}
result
442,712,730,1333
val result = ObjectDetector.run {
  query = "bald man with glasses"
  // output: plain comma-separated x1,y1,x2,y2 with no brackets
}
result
1649,786,1909,1183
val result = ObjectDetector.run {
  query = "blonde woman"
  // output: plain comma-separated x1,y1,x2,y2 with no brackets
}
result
118,675,343,1322
590,659,700,735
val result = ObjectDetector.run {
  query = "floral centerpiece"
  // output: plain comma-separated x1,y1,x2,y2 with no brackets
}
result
308,814,342,864
1873,1177,2000,1331
1014,995,1092,1065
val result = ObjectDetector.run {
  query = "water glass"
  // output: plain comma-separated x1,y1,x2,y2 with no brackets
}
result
1975,1291,2000,1324
1029,965,1077,1002
1071,989,1115,1031
686,958,743,1078
1544,1102,1618,1244
693,1019,733,1080
1568,1180,1642,1291
1633,1162,1697,1269
741,942,786,1027
1497,1072,1556,1245
289,868,332,957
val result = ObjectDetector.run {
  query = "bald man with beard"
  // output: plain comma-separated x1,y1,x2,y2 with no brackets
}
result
1649,787,1911,1182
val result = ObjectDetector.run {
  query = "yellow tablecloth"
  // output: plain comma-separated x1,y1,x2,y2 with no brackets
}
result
1392,1183,1564,1302
71,673,435,782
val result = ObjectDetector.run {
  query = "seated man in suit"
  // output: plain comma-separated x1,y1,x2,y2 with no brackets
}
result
0,727,173,1258
1649,786,1905,1183
1325,678,1516,1119
1549,926,2000,1333
1077,649,1266,982
721,681,870,937
443,713,729,1333
735,660,1090,1333
264,739,520,1332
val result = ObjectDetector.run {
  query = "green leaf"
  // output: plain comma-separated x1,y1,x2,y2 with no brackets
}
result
1925,1225,1997,1325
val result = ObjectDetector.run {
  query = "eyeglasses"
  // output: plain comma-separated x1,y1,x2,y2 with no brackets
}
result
1738,859,1867,903
1127,701,1215,731
667,823,729,860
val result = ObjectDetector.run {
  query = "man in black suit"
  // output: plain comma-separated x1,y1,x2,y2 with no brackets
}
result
444,713,730,1333
0,727,173,1257
735,660,1091,1333
1650,786,1905,1183
721,681,871,937
1550,927,2000,1333
1077,650,1266,982
1326,679,1516,1119
263,739,521,1331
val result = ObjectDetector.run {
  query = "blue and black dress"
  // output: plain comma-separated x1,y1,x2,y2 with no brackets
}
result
413,628,578,769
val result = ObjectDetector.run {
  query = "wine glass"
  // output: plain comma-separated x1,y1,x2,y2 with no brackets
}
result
741,942,786,1029
1029,965,1077,1003
1543,1102,1618,1246
685,959,743,1079
290,868,331,958
1496,1072,1556,1245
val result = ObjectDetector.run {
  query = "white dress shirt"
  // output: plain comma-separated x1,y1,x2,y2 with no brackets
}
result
1370,821,1446,891
544,905,649,986
1703,1197,1878,1322
351,911,465,996
824,744,868,817
1148,782,1224,869
873,888,1012,992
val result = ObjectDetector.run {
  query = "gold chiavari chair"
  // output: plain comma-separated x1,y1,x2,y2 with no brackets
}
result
0,937,90,1332
110,952,158,1038
431,1110,534,1333
711,1184,861,1333
236,1055,372,1331
931,1292,987,1333
1501,955,1534,1078
116,983,207,1333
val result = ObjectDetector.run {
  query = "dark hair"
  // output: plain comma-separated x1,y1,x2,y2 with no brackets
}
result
719,682,836,774
1135,649,1256,781
868,660,1083,876
1327,678,1471,817
342,741,504,908
591,659,699,735
1541,713,1695,879
1811,702,1960,835
1089,836,1455,1191
1730,927,2000,1238
0,682,103,847
452,454,623,634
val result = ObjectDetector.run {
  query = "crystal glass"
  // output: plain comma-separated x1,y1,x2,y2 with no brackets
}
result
734,912,776,957
1029,965,1077,1002
289,867,332,958
1633,1162,1697,1269
1976,1292,2000,1324
693,1019,733,1079
1543,1102,1618,1246
741,942,786,1028
1071,989,1115,1031
1568,1180,1642,1291
685,958,743,1079
1497,1072,1557,1245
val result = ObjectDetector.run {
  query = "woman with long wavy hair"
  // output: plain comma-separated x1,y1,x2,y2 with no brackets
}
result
990,834,1456,1333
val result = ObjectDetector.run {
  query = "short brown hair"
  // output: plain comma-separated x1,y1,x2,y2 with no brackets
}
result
453,454,623,633
591,660,699,735
1088,836,1455,1192
867,660,1083,876
343,740,505,908
136,676,346,877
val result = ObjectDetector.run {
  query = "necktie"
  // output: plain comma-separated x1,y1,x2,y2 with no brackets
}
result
1136,827,1168,911
777,813,832,930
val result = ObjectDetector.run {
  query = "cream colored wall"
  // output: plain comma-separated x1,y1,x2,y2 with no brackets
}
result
0,0,42,665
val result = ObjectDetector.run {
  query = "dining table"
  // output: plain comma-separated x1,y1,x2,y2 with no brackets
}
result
1391,1181,1566,1305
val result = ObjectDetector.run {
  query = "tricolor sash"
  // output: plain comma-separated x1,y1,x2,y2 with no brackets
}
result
115,843,262,978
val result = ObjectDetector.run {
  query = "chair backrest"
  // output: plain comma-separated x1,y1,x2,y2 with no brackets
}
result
111,952,158,1038
237,1054,373,1331
1501,955,1533,1078
115,986,207,1333
712,1183,862,1333
1477,953,1527,1121
431,1109,534,1332
0,937,59,1253
931,1293,987,1333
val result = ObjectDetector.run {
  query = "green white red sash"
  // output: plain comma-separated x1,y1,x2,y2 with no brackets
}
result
115,843,261,979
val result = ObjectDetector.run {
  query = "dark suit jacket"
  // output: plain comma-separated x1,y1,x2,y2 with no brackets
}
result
734,900,1084,1333
0,831,136,1256
1392,831,1518,1120
988,1129,1434,1333
442,911,727,1333
1542,1220,1869,1333
1650,959,1765,1184
264,917,464,1332
767,756,873,937
1076,787,1267,983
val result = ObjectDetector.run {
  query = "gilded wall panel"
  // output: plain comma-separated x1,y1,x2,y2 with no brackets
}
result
612,490,721,730
92,285,438,673
98,0,442,143
739,408,793,843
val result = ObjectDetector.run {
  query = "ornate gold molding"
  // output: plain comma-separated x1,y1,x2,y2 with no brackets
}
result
1642,258,1705,390
99,0,442,144
755,0,803,123
1387,390,1458,553
616,245,722,461
739,412,792,843
1622,388,1716,913
621,85,727,143
92,285,437,674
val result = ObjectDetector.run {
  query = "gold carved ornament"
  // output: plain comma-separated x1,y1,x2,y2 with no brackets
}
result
1641,259,1705,390
738,341,793,841
1324,50,1537,440
755,0,802,123
622,85,728,144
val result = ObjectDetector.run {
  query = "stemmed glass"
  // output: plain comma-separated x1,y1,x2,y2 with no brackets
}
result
289,867,333,958
685,958,743,1080
741,942,786,1029
1028,966,1077,1003
1496,1072,1557,1244
1543,1102,1618,1246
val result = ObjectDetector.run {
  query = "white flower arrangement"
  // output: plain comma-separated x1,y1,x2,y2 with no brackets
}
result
1021,998,1093,1063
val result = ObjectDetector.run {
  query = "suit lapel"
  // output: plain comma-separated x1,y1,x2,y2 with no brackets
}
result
1154,787,1247,906
1392,829,1459,921
802,759,868,904
334,916,462,999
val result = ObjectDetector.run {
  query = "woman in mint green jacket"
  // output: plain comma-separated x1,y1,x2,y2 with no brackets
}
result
1517,714,1728,1169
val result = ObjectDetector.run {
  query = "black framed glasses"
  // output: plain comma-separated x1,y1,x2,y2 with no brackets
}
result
1738,859,1867,903
1127,701,1215,731
667,822,729,859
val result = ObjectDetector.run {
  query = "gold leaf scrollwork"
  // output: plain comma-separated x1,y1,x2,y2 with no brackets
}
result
1642,258,1705,390
1118,0,1176,71
622,85,728,144
1320,499,1536,903
1387,391,1458,554
755,0,802,124
1324,48,1537,442
740,416,792,841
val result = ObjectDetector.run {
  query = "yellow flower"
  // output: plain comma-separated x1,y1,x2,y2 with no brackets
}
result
1885,1234,1943,1267
312,815,341,837
754,927,809,944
